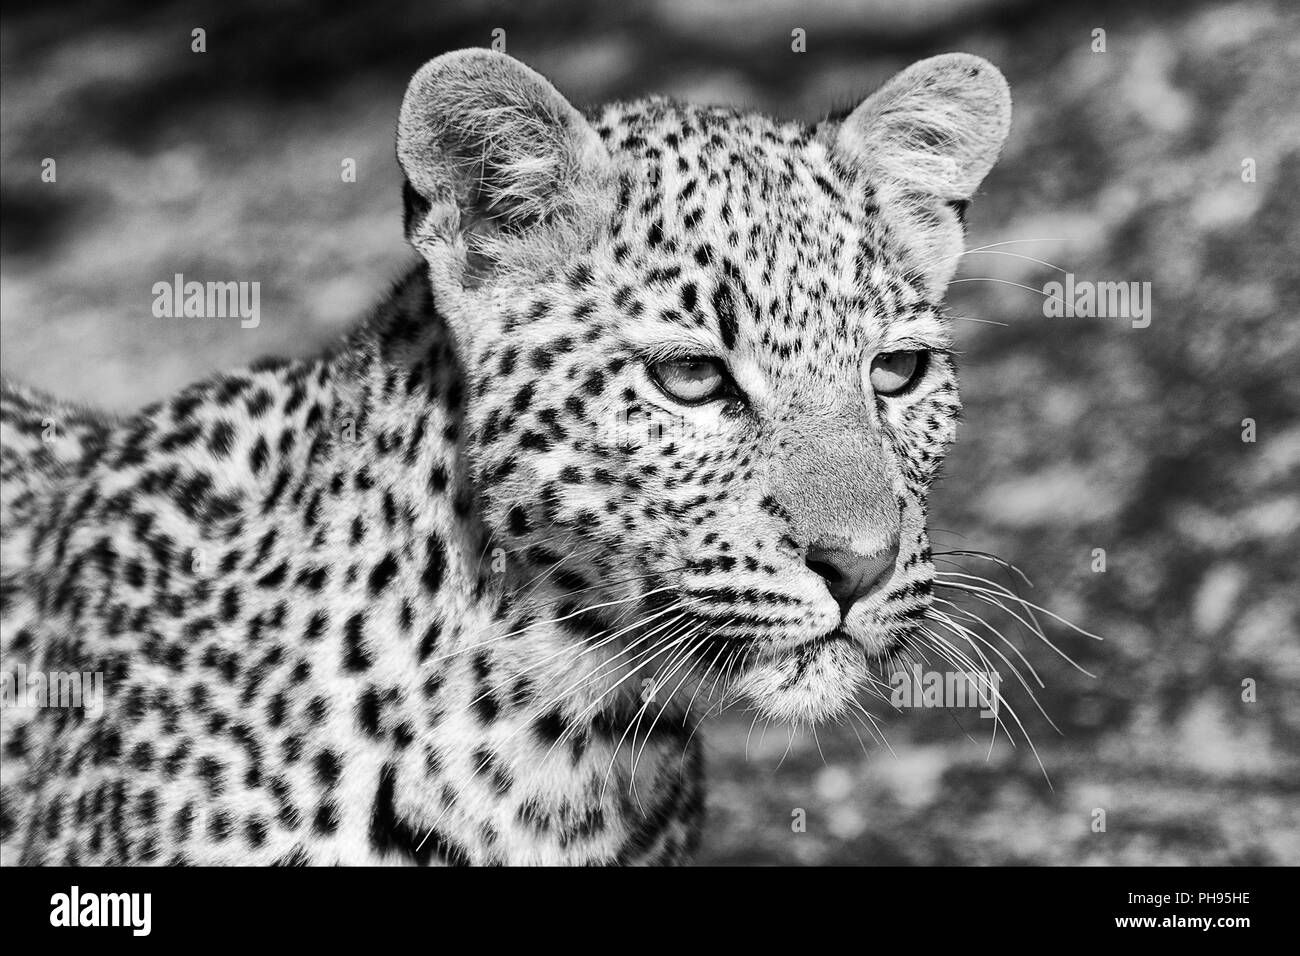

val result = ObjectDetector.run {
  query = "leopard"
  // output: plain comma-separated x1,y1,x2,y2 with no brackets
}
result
0,49,1011,865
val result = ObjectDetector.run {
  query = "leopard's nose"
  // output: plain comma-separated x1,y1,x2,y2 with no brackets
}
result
804,538,900,614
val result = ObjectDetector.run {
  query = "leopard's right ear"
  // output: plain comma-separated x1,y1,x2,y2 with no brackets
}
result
397,49,614,287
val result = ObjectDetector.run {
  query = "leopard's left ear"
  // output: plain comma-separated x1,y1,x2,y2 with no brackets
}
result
832,53,1011,297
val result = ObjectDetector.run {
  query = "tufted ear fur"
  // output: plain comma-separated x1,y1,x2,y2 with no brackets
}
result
397,49,615,289
833,53,1011,297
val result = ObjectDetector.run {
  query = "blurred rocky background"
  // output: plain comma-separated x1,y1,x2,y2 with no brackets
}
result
2,0,1298,864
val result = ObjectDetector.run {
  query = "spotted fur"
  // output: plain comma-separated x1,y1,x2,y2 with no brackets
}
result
0,50,1010,865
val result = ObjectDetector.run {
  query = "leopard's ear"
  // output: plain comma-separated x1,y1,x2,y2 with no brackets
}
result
397,49,614,287
832,53,1011,296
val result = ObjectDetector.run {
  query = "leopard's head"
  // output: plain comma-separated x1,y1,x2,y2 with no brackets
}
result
397,50,1010,724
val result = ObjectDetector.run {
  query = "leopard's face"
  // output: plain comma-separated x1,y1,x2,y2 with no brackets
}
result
399,51,1008,723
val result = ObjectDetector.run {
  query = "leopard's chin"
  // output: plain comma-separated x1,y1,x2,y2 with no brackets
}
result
733,633,869,724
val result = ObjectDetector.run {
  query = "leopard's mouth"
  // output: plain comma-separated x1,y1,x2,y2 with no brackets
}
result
821,622,907,658
781,626,858,660
627,581,908,723
727,628,873,723
767,616,905,661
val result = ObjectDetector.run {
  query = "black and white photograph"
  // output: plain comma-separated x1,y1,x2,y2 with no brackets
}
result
0,0,1294,933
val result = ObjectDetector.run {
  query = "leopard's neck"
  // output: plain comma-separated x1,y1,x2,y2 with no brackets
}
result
257,267,705,864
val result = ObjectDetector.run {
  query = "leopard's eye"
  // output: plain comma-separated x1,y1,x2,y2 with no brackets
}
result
648,358,727,404
867,350,928,397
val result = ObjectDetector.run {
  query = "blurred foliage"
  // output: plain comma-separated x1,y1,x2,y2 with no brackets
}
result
1,0,1297,863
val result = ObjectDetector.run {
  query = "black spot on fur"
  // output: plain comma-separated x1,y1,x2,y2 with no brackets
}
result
712,280,738,349
343,612,372,671
368,552,399,595
369,763,468,865
421,535,446,594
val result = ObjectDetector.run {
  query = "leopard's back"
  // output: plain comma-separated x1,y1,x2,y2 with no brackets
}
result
0,380,116,857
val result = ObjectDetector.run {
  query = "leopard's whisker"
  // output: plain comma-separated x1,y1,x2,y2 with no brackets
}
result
946,275,1070,307
422,583,679,666
546,616,697,729
462,598,691,714
545,614,704,757
849,697,894,753
963,237,1072,254
773,721,799,771
509,537,587,599
629,630,716,789
597,630,703,806
933,578,1099,677
902,235,1071,275
677,633,751,760
918,622,1054,786
418,614,700,853
508,561,688,611
932,548,1035,590
926,606,1061,734
841,706,877,760
932,597,1046,687
743,704,767,763
536,608,706,751
676,634,738,768
933,562,1050,642
681,633,732,722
